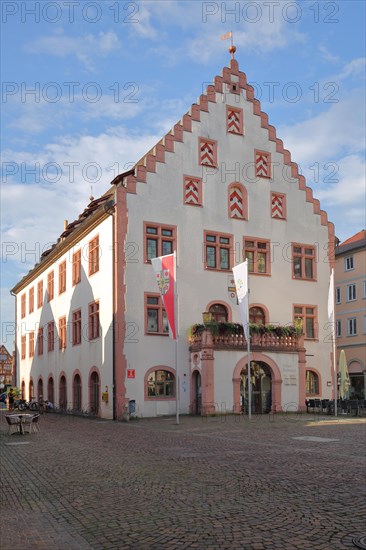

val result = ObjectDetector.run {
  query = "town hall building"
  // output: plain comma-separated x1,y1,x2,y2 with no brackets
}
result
11,56,336,419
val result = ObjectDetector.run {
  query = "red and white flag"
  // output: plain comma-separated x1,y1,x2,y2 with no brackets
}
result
151,253,177,340
220,31,232,41
232,260,250,339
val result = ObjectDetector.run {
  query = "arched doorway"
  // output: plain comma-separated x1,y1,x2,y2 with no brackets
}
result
59,375,67,410
192,370,202,415
29,379,34,400
21,381,25,400
37,378,44,401
240,361,272,414
89,371,100,415
48,377,54,403
73,374,82,411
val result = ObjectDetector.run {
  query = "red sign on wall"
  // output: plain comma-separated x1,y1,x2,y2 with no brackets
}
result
127,369,135,379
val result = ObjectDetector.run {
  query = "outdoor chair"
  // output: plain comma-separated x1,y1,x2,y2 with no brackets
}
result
5,415,20,435
321,399,329,413
22,415,34,434
31,414,40,433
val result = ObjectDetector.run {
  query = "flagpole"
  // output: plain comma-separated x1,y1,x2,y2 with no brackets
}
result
329,269,337,417
332,321,337,418
174,251,179,425
247,286,251,420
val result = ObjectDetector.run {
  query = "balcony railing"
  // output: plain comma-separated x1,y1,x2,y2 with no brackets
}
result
189,331,301,353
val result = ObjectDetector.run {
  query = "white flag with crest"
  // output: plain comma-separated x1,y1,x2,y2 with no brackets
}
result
233,260,250,339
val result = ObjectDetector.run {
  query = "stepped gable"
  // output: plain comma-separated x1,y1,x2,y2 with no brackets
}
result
120,58,334,242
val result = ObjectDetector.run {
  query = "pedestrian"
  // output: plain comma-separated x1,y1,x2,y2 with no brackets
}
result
8,388,14,411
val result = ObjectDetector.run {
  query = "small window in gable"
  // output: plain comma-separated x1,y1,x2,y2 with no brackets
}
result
228,183,247,220
199,138,217,168
271,192,286,219
255,150,271,179
184,175,203,206
226,106,243,135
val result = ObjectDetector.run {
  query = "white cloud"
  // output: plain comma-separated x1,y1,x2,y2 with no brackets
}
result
25,31,120,71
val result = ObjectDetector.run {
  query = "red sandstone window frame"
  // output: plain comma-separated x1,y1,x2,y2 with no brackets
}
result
37,280,43,308
47,321,55,352
146,368,176,399
204,231,233,272
59,316,67,350
29,332,35,358
59,261,67,294
72,309,82,346
37,327,43,356
29,287,34,314
292,243,317,281
89,236,99,276
270,192,287,220
244,237,271,276
88,301,100,340
255,149,272,179
72,249,82,286
47,271,54,301
293,304,318,340
21,335,26,359
183,175,203,207
21,293,26,319
305,369,320,396
198,137,218,168
144,222,176,263
144,293,169,336
228,182,248,220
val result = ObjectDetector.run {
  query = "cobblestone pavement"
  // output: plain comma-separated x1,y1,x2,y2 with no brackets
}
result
0,411,365,550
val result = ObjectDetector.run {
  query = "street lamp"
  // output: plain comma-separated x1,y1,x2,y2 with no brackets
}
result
202,311,213,325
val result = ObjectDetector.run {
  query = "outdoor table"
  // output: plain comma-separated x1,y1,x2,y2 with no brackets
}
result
9,413,34,435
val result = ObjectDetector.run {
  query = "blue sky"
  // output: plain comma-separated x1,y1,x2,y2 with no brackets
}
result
1,0,365,341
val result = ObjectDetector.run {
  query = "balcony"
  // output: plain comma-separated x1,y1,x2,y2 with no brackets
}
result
188,323,303,353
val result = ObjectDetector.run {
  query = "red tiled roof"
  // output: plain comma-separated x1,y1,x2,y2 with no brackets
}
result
340,230,365,246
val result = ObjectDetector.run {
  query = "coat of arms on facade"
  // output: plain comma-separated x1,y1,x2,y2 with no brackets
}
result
156,269,170,295
228,275,237,304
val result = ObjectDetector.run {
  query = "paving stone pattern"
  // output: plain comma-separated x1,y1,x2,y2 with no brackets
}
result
0,411,365,549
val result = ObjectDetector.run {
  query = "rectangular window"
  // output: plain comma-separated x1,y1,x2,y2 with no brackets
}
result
363,281,366,299
294,305,317,339
144,223,176,263
37,327,43,356
72,309,82,345
47,322,55,352
59,316,67,349
199,137,218,167
89,236,99,275
205,231,233,271
88,301,100,340
21,335,26,359
59,261,66,294
244,238,270,275
363,316,366,335
347,318,357,336
347,283,356,302
29,332,35,357
145,293,169,335
21,293,26,318
335,287,341,304
72,249,81,285
47,271,54,301
37,280,43,308
292,244,316,280
29,287,34,314
345,256,354,271
336,320,342,338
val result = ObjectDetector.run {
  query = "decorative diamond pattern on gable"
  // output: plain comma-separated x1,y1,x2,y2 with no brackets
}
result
184,177,202,206
199,138,217,167
229,186,244,219
255,151,271,178
271,192,286,219
227,108,242,134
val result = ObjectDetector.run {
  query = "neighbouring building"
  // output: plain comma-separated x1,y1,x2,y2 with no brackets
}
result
11,56,336,419
335,230,366,399
0,345,15,390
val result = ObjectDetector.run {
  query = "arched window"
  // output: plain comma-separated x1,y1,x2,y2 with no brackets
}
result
209,303,228,323
48,377,54,403
147,370,175,398
59,375,67,409
73,374,82,411
249,306,266,325
21,381,25,400
306,370,319,396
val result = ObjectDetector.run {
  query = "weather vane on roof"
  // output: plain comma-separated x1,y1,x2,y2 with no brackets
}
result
220,31,236,59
